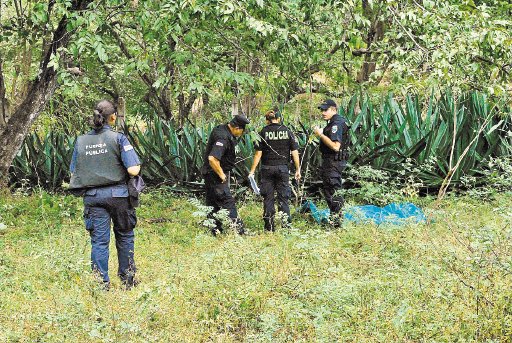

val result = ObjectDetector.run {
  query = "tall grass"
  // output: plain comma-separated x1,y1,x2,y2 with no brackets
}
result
1,191,512,341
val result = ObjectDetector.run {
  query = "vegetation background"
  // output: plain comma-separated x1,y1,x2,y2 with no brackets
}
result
1,0,512,182
1,1,512,341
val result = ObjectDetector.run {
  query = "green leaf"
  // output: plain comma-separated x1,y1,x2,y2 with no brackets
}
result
487,120,504,135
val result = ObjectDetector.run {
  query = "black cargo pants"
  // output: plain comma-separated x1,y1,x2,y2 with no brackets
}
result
320,159,346,215
204,172,244,234
260,165,291,231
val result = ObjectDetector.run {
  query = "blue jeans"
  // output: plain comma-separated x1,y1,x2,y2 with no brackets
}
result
83,185,137,283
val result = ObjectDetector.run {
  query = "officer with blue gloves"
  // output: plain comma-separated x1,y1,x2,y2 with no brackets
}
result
313,99,349,227
69,100,141,289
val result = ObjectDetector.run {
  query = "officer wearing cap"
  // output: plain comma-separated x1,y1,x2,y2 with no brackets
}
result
69,100,141,289
249,108,301,231
201,114,250,235
313,99,349,227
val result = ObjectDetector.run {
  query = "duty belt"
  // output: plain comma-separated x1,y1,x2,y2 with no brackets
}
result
322,154,341,161
323,149,346,161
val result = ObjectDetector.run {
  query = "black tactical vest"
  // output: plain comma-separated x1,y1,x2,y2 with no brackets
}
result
259,123,295,166
320,115,349,162
69,129,127,189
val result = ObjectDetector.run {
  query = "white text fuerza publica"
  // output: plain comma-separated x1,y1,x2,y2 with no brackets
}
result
85,143,108,156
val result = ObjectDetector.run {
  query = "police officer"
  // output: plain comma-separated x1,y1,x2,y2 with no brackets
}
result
201,115,250,235
313,99,349,227
69,100,141,289
249,108,301,232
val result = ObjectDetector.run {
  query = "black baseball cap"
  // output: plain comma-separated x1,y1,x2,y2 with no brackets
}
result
230,115,250,129
318,99,337,110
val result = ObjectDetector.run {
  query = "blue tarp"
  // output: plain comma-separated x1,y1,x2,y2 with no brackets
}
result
299,200,330,224
299,200,427,225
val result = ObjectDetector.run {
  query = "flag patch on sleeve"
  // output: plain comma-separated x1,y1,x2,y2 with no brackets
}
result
123,145,134,152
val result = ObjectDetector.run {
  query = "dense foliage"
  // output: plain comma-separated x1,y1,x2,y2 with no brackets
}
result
2,1,512,124
10,91,512,198
1,1,512,186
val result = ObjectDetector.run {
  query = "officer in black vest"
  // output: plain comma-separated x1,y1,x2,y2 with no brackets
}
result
313,99,349,227
249,108,301,231
69,100,141,289
201,115,250,235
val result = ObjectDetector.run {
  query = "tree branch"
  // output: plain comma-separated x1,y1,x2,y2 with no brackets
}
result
0,0,93,186
111,27,173,120
388,6,427,52
473,55,510,76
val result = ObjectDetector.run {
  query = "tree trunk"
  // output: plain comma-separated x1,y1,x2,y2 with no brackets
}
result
117,97,126,129
177,92,197,127
240,57,260,118
0,0,92,187
357,1,385,83
0,58,10,128
19,40,33,101
231,55,240,117
0,70,59,186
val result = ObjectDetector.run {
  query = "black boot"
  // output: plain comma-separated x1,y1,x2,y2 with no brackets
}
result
328,213,343,229
232,217,246,235
211,225,223,236
264,217,275,232
210,217,223,236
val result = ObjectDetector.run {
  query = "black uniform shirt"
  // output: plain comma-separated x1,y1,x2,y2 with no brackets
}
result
320,114,346,156
203,124,237,173
254,123,299,166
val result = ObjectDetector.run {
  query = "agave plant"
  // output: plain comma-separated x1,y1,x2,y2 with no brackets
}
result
124,118,215,185
10,132,75,189
340,91,512,187
10,90,512,192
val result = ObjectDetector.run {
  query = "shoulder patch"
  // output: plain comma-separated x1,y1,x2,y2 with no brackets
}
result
215,141,224,147
332,125,338,134
123,144,134,152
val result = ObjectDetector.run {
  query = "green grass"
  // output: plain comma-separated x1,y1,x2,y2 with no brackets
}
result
1,190,512,342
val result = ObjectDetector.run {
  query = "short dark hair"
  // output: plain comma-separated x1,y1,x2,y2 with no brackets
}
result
265,107,282,121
